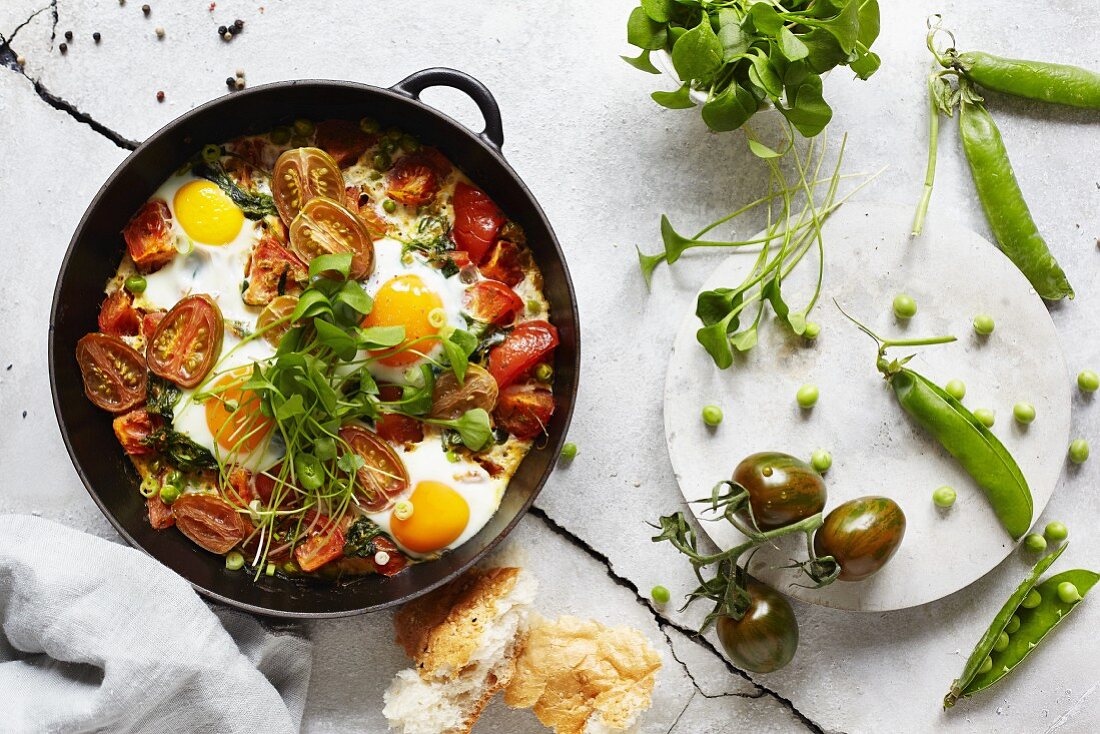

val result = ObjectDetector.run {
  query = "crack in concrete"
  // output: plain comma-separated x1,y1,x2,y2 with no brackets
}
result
0,2,138,151
528,505,827,734
658,625,765,701
665,691,694,733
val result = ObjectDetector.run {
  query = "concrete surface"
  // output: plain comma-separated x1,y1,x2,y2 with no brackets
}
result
1,1,1099,732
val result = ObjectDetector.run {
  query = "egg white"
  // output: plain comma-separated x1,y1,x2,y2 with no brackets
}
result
363,432,505,557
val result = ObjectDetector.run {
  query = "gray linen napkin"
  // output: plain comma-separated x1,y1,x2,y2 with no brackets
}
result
0,514,312,734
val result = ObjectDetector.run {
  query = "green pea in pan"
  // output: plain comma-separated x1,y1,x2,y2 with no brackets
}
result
945,545,1099,707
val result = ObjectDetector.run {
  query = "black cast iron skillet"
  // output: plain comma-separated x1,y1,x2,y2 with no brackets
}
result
49,69,579,618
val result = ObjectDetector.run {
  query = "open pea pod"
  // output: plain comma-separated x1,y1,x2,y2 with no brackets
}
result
890,368,1032,539
946,545,1099,707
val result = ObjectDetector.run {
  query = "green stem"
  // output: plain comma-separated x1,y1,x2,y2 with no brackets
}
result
912,76,940,237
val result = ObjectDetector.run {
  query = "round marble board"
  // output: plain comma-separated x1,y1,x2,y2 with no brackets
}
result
663,202,1070,611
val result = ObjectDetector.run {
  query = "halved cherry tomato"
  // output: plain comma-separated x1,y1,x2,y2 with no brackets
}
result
272,147,345,224
112,408,159,455
494,383,554,439
141,310,166,342
172,493,251,554
98,290,142,336
251,465,300,510
243,236,307,306
339,425,410,512
123,199,176,273
479,239,524,286
452,182,504,264
225,468,259,506
375,385,424,445
386,153,442,207
372,535,407,576
344,185,389,239
464,280,524,326
76,333,148,413
487,320,559,389
256,295,300,348
315,119,374,167
147,495,175,529
293,511,346,572
430,364,499,420
289,197,374,279
147,295,224,389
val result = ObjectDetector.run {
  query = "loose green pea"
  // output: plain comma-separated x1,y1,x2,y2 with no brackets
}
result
1023,533,1047,552
945,379,966,401
225,551,245,571
1004,614,1021,634
1044,521,1068,542
1078,370,1100,393
977,656,993,675
1021,589,1042,609
445,450,459,463
1013,402,1035,424
534,363,554,383
373,152,392,171
803,321,821,340
125,274,147,294
651,585,671,604
379,138,397,155
1069,438,1090,464
702,405,723,427
892,294,917,319
560,442,578,460
382,198,397,213
796,383,819,409
1057,581,1082,604
526,299,541,314
993,631,1010,652
973,314,995,335
974,408,995,427
359,117,380,134
933,485,957,508
159,484,181,504
400,135,420,152
810,449,832,473
270,126,292,145
292,118,314,136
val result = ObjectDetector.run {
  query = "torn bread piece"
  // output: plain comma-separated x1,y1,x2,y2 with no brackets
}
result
383,567,537,734
504,615,661,734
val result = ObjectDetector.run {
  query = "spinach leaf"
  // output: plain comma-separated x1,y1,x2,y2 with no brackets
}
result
147,375,181,420
192,161,277,220
141,427,218,472
343,517,385,557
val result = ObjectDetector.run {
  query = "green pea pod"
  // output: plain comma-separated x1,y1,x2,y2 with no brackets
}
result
946,545,1099,707
890,368,1032,539
958,97,1074,301
956,52,1100,109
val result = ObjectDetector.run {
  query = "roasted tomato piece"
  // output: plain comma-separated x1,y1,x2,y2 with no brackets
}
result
385,152,443,207
464,280,524,326
147,294,224,389
256,295,299,348
493,383,554,439
452,182,504,263
289,197,374,279
479,240,525,286
147,495,175,529
375,385,425,445
250,464,300,509
272,147,346,224
430,364,499,420
225,468,259,506
76,333,148,413
112,408,159,456
172,493,251,554
243,236,308,306
293,511,346,572
487,320,559,389
315,119,374,167
98,290,142,337
141,310,166,342
124,199,176,273
339,425,410,512
372,536,408,576
344,185,389,239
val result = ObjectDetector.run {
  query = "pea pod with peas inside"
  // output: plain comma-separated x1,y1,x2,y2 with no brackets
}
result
839,304,1033,539
945,544,1099,707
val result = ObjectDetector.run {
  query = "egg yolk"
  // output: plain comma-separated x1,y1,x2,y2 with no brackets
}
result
205,369,274,452
391,481,470,553
362,274,445,367
174,179,244,245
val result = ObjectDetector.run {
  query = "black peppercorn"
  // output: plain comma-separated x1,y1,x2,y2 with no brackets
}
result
93,32,101,42
156,90,165,102
142,4,150,15
232,19,244,31
217,25,226,35
64,30,73,40
59,42,67,53
226,77,235,89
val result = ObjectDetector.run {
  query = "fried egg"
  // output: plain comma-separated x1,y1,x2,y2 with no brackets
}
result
364,434,505,557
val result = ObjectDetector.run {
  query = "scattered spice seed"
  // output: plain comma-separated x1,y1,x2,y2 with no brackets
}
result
16,54,25,66
225,76,235,89
222,31,232,41
155,26,165,39
64,30,73,41
59,42,67,53
217,25,226,35
235,68,245,78
142,4,150,15
234,78,245,90
93,32,101,42
233,19,244,31
156,90,165,102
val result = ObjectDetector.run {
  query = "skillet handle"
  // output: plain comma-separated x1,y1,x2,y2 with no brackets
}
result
391,68,504,151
